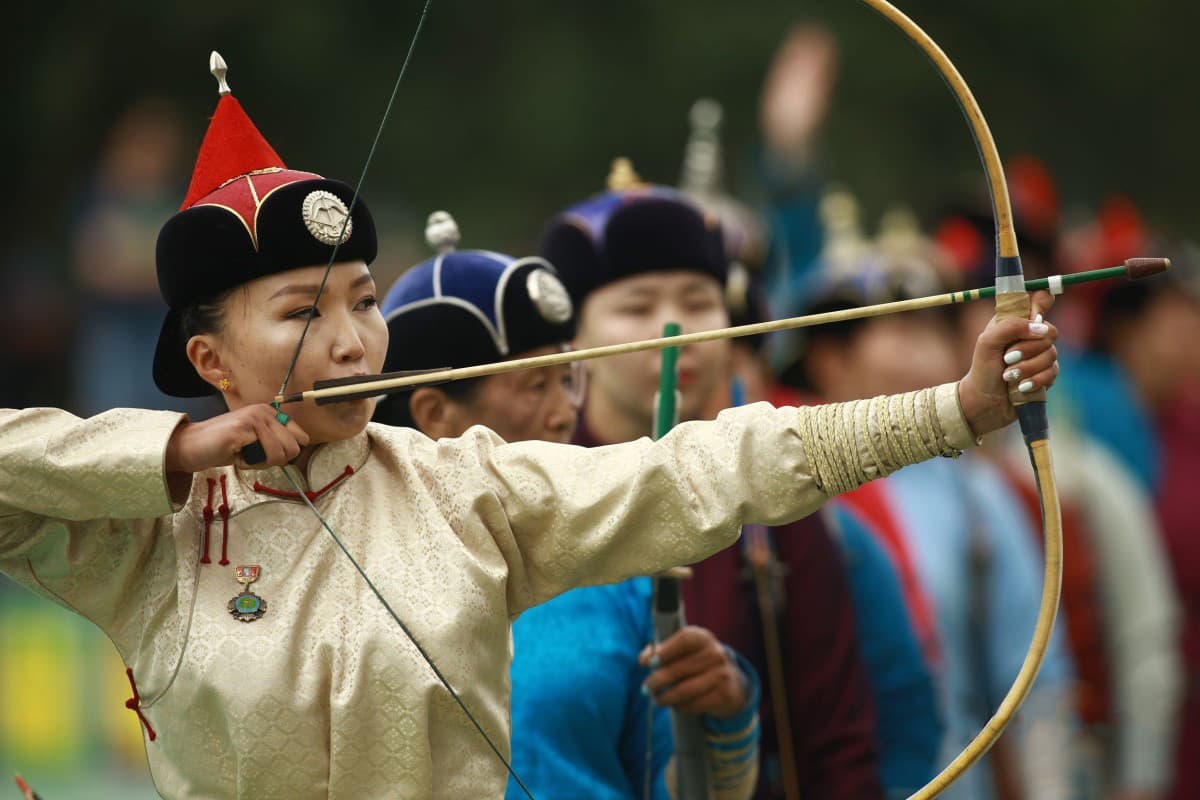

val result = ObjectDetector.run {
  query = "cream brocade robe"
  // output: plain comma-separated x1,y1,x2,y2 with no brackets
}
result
0,387,974,799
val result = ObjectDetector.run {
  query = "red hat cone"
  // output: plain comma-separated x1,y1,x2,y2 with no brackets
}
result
180,93,286,209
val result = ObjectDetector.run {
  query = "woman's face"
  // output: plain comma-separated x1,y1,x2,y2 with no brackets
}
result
193,260,387,444
575,271,731,424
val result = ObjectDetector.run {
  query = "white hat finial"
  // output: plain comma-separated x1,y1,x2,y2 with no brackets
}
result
210,51,231,95
819,186,869,278
680,98,724,197
689,97,723,132
425,211,461,254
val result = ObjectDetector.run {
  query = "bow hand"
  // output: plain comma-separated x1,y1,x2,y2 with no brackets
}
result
958,289,1059,438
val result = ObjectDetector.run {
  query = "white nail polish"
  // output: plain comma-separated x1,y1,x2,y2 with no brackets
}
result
1029,322,1049,335
1018,380,1035,393
1034,313,1044,324
1004,350,1023,365
1004,368,1021,382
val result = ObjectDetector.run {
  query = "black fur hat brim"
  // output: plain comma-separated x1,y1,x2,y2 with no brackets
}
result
540,192,727,306
383,260,576,374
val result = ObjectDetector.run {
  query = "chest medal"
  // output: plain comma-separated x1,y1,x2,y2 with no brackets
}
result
228,564,268,622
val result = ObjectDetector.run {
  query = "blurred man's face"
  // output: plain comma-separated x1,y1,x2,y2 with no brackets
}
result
1116,290,1200,407
576,271,731,426
434,346,581,445
816,313,959,401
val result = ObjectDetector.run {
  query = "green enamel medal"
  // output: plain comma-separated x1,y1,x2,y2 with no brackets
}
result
228,564,267,622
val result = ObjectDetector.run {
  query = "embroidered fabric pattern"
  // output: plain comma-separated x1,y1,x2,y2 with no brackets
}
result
0,400,975,797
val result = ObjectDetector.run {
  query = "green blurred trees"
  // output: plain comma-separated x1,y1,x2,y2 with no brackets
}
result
8,0,1198,271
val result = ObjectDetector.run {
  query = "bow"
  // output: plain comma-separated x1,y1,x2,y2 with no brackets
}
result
854,1,1063,797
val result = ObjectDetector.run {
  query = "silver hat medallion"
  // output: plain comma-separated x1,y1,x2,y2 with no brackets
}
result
526,268,573,324
302,190,353,246
528,268,573,326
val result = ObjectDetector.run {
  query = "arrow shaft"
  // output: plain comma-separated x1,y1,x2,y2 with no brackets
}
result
278,263,1143,406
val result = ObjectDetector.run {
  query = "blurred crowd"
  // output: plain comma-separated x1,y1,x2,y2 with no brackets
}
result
2,20,1198,800
695,25,1198,800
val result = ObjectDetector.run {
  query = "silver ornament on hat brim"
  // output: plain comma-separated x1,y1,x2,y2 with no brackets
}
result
302,190,353,246
526,268,573,324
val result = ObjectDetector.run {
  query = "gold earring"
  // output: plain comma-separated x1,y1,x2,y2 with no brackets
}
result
219,377,231,392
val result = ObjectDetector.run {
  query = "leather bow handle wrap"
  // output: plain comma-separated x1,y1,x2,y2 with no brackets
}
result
994,292,1048,405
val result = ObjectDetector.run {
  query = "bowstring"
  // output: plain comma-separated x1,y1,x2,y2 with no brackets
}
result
282,469,537,799
269,3,537,796
275,0,432,398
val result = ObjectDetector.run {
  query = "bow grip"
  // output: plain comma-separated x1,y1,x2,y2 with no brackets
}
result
994,291,1047,405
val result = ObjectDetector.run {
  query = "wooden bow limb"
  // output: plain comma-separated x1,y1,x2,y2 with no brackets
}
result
276,258,1169,407
853,0,1059,796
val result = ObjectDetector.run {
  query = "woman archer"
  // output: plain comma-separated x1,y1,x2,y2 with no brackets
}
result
0,57,1061,798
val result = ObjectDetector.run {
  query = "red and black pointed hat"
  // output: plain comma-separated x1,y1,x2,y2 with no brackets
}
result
154,52,377,397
